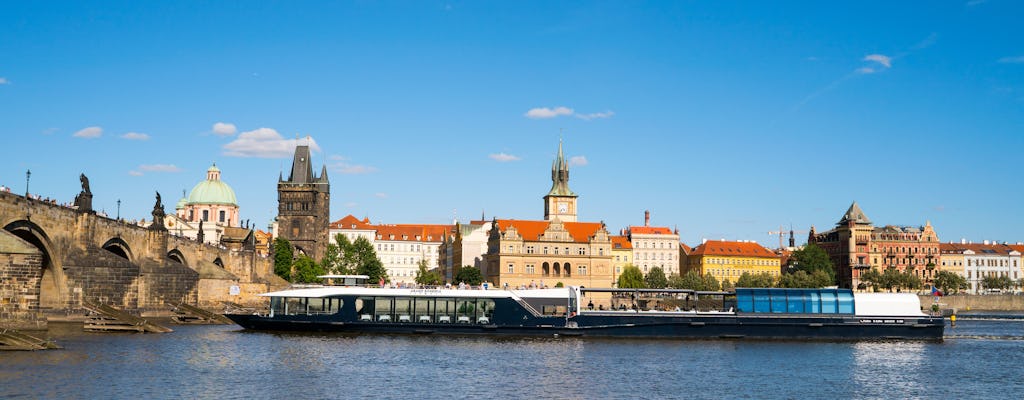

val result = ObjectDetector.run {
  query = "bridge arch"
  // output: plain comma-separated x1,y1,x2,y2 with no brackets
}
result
3,219,67,310
101,237,134,262
167,248,187,266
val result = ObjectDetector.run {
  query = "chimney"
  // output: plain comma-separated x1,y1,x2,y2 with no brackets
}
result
644,210,650,227
961,238,966,245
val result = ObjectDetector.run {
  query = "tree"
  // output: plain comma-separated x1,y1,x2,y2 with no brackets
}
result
701,273,721,292
736,272,775,288
292,255,325,283
933,271,968,295
644,267,668,289
348,236,388,284
414,259,442,286
454,266,483,286
320,242,346,275
273,237,294,281
982,275,1014,291
617,265,646,289
672,270,704,290
790,243,836,285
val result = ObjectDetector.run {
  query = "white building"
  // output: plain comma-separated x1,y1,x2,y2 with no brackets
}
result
622,211,681,275
163,163,240,245
439,220,493,282
940,241,1022,294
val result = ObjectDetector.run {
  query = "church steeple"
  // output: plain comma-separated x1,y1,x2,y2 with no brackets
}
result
543,139,578,222
548,139,575,196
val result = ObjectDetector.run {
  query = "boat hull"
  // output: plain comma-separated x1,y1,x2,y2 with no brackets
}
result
225,313,944,341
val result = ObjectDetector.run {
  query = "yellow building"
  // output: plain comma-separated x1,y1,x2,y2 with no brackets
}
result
687,240,781,286
610,235,633,283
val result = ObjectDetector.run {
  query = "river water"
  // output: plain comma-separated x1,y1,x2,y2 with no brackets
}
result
2,319,1022,399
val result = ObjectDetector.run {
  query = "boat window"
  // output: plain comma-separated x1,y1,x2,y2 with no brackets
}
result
770,291,787,313
752,290,770,313
305,297,343,315
375,297,393,320
837,291,854,314
394,298,412,320
807,291,820,313
820,291,837,314
786,290,806,314
356,297,374,317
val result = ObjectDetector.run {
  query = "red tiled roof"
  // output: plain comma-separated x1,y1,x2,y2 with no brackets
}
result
610,235,632,249
679,243,692,254
374,224,453,243
629,226,674,235
494,219,604,243
939,242,1018,255
689,240,778,258
330,214,374,230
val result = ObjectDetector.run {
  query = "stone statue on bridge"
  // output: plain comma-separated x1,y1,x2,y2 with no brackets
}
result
149,191,166,231
73,173,94,213
196,219,205,243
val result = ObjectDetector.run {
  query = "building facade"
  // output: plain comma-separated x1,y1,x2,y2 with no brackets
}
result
373,224,451,284
167,163,240,245
610,235,632,283
276,144,330,261
328,215,376,245
939,241,1021,294
439,219,493,282
809,202,940,289
483,141,614,288
622,210,680,275
686,240,781,286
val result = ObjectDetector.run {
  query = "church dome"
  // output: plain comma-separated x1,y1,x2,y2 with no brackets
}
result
187,164,238,206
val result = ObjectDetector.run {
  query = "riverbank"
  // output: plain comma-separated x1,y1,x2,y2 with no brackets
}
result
918,294,1024,311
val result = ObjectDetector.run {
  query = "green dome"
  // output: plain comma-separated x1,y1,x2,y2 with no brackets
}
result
176,196,187,210
187,164,238,206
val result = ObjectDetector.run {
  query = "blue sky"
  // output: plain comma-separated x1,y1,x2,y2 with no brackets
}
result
2,1,1022,247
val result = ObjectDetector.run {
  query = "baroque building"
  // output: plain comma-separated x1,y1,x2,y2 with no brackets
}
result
809,202,940,289
276,144,330,261
483,141,614,288
438,218,494,282
685,240,781,285
167,163,240,244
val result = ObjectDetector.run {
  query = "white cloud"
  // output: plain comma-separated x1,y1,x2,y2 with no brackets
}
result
336,164,377,174
128,170,144,177
326,154,377,174
374,192,389,199
998,56,1024,64
856,67,876,74
222,128,321,158
121,132,150,140
576,111,615,121
489,152,521,162
0,77,8,85
525,106,574,119
73,126,102,138
569,156,588,167
139,164,182,173
863,54,892,68
212,122,237,136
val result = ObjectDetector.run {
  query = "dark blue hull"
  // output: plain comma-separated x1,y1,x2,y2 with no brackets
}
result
225,313,944,341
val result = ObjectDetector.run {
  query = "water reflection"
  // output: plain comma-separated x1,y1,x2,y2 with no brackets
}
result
3,321,1024,399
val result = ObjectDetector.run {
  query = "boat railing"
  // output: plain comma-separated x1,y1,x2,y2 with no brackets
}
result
507,293,544,317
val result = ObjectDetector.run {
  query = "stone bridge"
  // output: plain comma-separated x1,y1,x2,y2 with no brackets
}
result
0,189,282,329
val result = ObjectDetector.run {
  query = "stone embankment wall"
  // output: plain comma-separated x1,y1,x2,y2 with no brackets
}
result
919,294,1024,311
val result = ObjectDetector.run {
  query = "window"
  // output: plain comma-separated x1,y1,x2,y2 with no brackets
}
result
578,265,587,275
219,210,226,223
202,210,209,221
526,264,535,274
507,264,514,274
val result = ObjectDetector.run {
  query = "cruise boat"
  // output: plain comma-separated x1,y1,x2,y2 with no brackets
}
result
225,281,945,340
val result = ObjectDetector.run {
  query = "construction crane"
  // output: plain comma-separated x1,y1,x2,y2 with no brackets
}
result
767,225,806,250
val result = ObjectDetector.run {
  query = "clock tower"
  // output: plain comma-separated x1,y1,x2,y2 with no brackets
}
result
543,140,578,222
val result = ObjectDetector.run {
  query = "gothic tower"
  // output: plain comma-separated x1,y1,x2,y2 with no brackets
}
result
276,144,330,261
543,140,578,222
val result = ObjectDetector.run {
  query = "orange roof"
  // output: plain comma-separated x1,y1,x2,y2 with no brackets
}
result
689,240,778,258
494,219,604,243
629,226,674,235
939,242,1018,255
610,235,632,249
679,242,692,254
330,214,374,230
374,224,453,243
